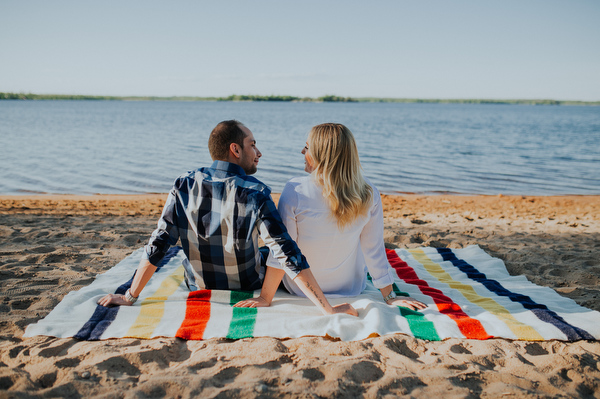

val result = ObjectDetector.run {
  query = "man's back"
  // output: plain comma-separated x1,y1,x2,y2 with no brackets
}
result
145,161,306,291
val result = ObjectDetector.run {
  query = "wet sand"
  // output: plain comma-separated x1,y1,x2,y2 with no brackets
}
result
1,194,599,398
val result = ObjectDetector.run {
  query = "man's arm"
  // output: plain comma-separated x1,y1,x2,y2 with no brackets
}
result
233,266,284,308
98,189,180,307
97,259,157,306
378,284,427,311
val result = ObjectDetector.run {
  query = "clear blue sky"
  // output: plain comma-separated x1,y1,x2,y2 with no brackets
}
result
1,0,599,100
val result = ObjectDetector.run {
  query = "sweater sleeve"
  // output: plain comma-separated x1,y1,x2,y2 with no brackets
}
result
359,187,395,289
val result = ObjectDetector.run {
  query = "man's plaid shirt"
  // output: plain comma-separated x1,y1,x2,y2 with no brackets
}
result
143,161,309,291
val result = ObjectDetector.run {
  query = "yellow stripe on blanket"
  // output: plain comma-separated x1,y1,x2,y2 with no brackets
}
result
126,265,186,338
409,249,544,340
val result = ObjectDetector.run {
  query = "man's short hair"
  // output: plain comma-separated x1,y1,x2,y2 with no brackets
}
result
208,120,247,161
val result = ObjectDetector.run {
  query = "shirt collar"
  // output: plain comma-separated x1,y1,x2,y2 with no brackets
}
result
211,160,247,176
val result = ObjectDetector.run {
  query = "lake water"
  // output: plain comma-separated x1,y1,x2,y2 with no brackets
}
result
1,101,599,195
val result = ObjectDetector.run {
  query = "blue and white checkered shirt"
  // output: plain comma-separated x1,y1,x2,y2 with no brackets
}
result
144,161,309,291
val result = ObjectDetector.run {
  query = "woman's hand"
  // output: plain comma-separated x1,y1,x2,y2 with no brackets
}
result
234,297,359,317
330,303,359,317
233,296,271,308
97,293,134,307
387,297,427,311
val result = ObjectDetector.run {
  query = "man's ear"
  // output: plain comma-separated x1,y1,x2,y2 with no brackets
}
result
229,143,241,159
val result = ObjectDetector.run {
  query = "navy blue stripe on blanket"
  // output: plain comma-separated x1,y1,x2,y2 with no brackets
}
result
74,246,183,341
437,248,593,341
73,273,134,340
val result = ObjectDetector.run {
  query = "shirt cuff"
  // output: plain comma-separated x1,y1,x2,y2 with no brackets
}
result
143,245,165,266
265,249,308,279
371,272,394,289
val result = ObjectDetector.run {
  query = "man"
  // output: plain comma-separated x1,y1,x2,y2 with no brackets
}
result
98,120,357,317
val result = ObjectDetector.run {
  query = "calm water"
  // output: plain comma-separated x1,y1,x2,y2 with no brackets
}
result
1,101,599,195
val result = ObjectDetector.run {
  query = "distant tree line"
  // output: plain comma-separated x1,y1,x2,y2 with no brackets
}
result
0,92,122,100
217,95,302,102
1,92,597,106
216,94,358,102
0,93,218,101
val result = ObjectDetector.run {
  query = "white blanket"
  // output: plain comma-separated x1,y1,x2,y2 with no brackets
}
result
25,245,600,341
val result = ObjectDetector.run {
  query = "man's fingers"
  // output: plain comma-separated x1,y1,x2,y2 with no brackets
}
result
400,300,427,311
97,295,111,306
97,294,132,307
234,298,265,308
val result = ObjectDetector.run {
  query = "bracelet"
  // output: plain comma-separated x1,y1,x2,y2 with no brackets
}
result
383,290,397,302
125,289,138,304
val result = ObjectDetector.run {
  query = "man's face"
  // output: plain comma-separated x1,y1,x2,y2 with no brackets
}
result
238,126,262,175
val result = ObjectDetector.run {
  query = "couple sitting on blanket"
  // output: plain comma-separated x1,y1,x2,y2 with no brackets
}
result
98,120,426,315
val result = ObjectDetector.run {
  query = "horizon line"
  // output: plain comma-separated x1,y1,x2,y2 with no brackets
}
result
1,92,599,105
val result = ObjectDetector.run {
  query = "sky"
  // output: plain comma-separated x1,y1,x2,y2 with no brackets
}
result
1,0,599,101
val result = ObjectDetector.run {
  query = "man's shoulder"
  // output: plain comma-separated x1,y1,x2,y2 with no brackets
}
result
171,168,204,190
236,174,272,196
172,167,271,197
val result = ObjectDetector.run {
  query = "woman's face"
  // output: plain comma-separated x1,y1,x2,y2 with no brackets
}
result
301,142,315,173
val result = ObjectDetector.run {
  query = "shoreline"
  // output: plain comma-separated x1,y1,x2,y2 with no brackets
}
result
1,193,599,397
2,92,599,106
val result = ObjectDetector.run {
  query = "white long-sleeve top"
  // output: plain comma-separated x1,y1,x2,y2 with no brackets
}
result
266,175,395,297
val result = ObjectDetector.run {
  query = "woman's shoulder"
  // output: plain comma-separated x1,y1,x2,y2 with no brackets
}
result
283,175,316,192
287,174,312,184
363,176,378,191
281,175,323,204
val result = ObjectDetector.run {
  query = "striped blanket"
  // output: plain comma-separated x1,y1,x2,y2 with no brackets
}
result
25,245,600,341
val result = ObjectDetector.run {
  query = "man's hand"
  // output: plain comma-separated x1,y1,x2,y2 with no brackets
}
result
387,297,427,311
233,296,271,308
97,293,134,307
330,303,359,317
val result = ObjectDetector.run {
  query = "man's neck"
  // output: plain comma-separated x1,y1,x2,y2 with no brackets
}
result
211,160,246,175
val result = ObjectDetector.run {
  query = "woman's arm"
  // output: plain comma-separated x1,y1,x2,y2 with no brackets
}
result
234,266,358,316
360,185,426,311
293,269,358,316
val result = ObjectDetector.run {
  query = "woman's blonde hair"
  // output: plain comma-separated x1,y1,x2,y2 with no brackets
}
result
307,123,373,228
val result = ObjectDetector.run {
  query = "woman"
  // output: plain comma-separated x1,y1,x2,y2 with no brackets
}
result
235,123,426,311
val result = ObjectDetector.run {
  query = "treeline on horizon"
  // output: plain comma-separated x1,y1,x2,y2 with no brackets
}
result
1,92,598,106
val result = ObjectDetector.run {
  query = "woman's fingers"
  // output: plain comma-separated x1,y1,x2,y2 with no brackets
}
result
332,303,358,317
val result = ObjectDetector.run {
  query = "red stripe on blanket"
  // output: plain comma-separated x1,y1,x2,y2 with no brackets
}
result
176,290,212,340
386,249,492,340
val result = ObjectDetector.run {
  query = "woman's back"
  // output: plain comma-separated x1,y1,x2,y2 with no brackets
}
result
268,175,395,297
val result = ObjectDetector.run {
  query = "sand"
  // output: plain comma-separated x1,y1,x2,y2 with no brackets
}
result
1,194,599,398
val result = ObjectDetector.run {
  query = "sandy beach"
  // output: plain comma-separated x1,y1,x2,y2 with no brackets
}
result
1,194,599,398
